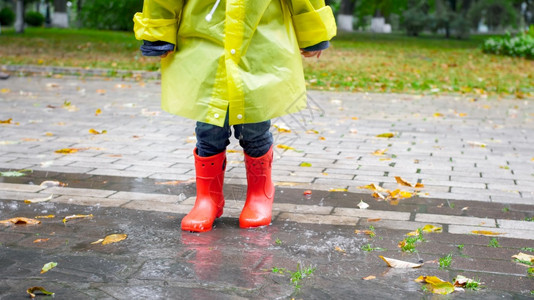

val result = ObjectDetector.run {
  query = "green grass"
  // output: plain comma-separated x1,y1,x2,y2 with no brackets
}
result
488,238,500,248
1,27,532,98
399,228,425,253
439,253,453,269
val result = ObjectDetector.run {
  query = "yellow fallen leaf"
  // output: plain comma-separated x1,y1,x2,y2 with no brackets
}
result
40,262,57,274
395,176,414,187
433,113,444,117
457,113,467,117
102,233,127,245
24,194,53,204
55,148,80,154
329,188,348,192
0,118,13,124
35,215,55,219
277,144,296,151
0,217,41,226
352,117,359,120
367,218,381,222
414,183,424,188
45,132,54,136
306,129,319,134
379,256,423,268
62,214,93,224
273,124,291,133
376,133,395,138
334,246,346,253
372,192,387,200
362,275,376,280
96,89,106,94
95,108,102,116
33,238,50,243
27,286,54,298
389,189,413,200
471,230,503,236
372,149,388,156
89,128,107,135
226,149,243,153
1,88,11,93
299,162,312,167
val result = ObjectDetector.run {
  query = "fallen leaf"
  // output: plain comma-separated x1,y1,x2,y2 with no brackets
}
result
0,118,13,124
362,275,376,280
433,113,444,117
40,262,57,274
35,215,55,219
454,275,480,287
54,148,80,154
372,192,387,200
357,200,369,209
334,246,346,253
376,133,395,138
45,132,54,136
329,188,348,192
91,238,104,245
96,89,106,94
306,129,319,134
372,149,388,156
512,252,534,264
24,194,54,204
102,233,127,245
95,108,102,116
89,128,107,135
40,180,67,188
467,141,486,148
415,276,455,295
276,144,298,151
367,218,381,222
62,214,93,224
414,183,425,188
273,124,291,133
352,117,359,120
299,162,312,167
354,229,375,235
1,88,10,93
0,217,41,226
155,178,195,185
226,149,243,153
27,286,54,298
395,176,414,187
33,238,50,243
471,230,504,236
379,256,423,268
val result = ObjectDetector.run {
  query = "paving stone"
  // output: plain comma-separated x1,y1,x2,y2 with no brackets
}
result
415,213,496,227
333,208,410,221
497,219,534,231
109,191,183,203
0,182,44,193
53,195,130,207
448,225,534,240
40,187,116,198
276,212,359,226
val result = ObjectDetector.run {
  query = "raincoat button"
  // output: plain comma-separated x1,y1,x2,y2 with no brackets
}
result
230,49,236,55
237,114,243,120
214,113,220,119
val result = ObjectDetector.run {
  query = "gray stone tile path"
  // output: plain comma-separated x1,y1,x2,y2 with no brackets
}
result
1,75,534,298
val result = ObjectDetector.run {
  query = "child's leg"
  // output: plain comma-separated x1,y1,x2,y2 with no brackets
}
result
181,120,231,232
234,121,274,228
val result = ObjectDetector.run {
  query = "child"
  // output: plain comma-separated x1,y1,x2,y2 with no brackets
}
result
134,0,336,232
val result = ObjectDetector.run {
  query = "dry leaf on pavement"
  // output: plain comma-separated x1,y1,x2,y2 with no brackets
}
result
24,194,54,204
62,214,93,224
27,286,54,298
102,233,128,245
40,262,57,274
379,256,423,268
0,217,41,226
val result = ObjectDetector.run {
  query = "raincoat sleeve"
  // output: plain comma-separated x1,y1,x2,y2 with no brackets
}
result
285,0,337,49
133,0,183,46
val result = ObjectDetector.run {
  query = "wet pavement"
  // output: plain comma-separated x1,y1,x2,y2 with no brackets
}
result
1,74,534,299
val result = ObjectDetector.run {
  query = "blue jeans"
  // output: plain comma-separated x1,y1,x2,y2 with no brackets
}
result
195,115,273,158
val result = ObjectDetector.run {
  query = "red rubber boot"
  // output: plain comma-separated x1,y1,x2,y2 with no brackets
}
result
181,149,226,232
239,146,275,228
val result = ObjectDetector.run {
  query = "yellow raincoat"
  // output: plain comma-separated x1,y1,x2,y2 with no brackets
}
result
134,0,336,127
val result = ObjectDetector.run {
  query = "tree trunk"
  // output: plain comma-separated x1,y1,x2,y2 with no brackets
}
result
14,0,24,33
338,0,356,32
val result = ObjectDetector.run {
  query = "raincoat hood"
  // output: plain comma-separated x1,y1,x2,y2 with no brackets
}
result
134,0,336,127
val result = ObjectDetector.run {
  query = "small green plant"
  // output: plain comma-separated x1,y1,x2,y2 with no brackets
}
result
275,238,282,245
421,284,430,293
514,259,534,266
527,267,534,276
271,267,287,274
524,217,534,222
368,225,376,238
448,201,455,209
361,244,385,252
457,244,464,250
464,278,482,291
521,247,534,252
488,238,500,248
400,228,425,253
501,207,509,213
290,263,316,290
25,11,45,27
439,253,453,269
